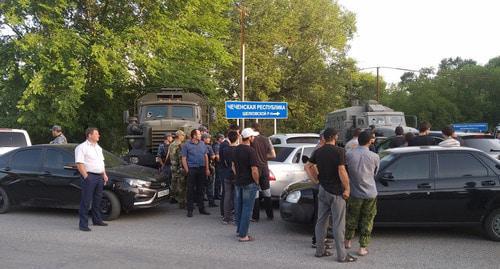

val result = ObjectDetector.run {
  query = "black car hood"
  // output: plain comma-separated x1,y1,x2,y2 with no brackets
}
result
107,164,160,182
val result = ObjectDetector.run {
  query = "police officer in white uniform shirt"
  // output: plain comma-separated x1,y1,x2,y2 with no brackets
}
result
75,127,109,231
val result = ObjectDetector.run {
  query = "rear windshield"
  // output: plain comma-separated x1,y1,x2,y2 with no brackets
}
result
0,132,28,147
463,138,500,153
270,147,295,162
286,137,319,144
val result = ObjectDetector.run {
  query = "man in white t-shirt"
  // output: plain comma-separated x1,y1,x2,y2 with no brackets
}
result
75,127,109,231
344,128,361,153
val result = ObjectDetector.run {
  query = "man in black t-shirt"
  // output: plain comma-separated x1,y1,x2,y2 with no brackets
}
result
305,128,357,263
250,122,276,221
232,128,260,242
388,126,406,148
408,121,436,146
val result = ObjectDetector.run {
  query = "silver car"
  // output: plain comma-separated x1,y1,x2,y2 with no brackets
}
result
268,143,317,198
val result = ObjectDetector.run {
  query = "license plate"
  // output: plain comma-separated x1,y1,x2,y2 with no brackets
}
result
157,189,169,198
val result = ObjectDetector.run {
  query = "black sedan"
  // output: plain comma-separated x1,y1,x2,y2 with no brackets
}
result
280,146,500,241
0,144,170,220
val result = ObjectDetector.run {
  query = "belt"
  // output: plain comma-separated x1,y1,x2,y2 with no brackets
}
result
88,172,103,175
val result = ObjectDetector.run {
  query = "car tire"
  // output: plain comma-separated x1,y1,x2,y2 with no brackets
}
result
100,190,121,221
483,208,500,241
0,187,11,214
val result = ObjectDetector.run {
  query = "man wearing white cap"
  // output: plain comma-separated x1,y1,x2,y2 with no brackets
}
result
232,128,260,242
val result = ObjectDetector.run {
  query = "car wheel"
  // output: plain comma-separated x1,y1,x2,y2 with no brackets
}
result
100,190,121,221
0,187,10,214
483,208,500,241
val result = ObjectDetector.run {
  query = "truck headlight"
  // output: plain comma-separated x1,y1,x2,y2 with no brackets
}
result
125,178,151,188
285,191,301,203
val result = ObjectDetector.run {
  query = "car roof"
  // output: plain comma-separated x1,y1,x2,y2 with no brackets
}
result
0,128,29,133
270,133,320,138
273,143,317,148
385,146,482,154
22,144,78,151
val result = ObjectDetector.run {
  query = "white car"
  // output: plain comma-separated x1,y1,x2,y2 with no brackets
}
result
269,133,320,145
268,143,317,198
0,129,32,155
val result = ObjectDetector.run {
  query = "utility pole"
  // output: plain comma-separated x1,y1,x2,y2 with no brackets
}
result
359,66,420,102
237,3,247,128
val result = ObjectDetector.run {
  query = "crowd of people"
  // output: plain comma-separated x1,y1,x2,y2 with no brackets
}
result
58,118,470,262
154,123,275,242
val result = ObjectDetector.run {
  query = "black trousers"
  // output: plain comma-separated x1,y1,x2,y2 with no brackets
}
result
79,173,104,228
186,167,206,211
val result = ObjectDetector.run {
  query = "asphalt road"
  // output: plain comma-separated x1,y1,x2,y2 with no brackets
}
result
0,203,498,269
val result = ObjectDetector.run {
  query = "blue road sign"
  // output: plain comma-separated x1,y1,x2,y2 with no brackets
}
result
225,101,288,119
452,123,488,133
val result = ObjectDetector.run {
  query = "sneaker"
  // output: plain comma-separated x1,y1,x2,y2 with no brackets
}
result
199,209,211,215
79,227,91,232
187,211,193,217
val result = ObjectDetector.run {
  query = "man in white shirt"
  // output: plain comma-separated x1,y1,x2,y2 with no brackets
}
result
75,127,109,231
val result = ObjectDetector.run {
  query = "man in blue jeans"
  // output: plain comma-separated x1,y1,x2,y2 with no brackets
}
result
232,128,260,242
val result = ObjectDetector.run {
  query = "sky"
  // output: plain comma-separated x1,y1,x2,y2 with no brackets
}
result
337,0,500,84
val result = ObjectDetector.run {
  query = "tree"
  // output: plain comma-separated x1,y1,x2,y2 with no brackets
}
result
0,0,233,150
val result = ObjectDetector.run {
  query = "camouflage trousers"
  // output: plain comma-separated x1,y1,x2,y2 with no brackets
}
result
171,171,187,208
345,197,377,248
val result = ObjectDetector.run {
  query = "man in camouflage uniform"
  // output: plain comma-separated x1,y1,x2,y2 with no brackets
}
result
345,131,380,256
169,130,187,209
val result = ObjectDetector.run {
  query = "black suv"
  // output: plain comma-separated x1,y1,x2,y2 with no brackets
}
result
0,144,170,220
280,146,500,241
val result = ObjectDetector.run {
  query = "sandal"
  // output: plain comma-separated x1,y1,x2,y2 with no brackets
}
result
315,250,333,258
238,235,254,242
338,254,357,263
344,240,352,249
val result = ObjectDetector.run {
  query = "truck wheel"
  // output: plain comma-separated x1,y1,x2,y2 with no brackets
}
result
483,208,500,241
100,190,121,221
0,187,11,214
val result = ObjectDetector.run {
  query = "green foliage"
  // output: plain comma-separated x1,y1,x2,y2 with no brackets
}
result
383,57,500,131
0,0,233,148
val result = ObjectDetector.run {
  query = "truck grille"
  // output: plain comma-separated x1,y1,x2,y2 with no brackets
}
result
150,130,176,154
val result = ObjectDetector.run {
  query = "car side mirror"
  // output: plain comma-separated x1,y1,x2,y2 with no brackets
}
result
302,155,309,164
64,163,78,170
378,172,394,186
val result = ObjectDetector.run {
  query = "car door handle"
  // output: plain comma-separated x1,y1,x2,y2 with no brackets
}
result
417,183,431,189
481,180,496,186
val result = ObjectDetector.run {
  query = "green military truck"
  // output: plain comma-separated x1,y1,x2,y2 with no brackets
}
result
123,88,214,167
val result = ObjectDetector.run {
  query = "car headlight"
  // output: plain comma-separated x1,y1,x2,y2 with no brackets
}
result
129,156,140,164
125,178,151,188
285,191,301,203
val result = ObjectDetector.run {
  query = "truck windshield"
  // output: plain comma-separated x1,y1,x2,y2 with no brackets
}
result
388,116,403,125
370,116,386,125
143,106,168,119
172,106,194,119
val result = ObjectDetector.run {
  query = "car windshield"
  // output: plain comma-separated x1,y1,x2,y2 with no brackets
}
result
388,116,403,125
463,138,500,153
270,147,295,162
286,137,319,144
102,150,127,168
379,152,396,170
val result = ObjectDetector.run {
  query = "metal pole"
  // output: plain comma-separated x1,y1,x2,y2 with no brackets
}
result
274,119,277,135
376,66,380,102
239,5,246,129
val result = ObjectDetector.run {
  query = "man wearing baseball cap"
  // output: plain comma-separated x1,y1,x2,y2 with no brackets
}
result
50,125,68,144
232,128,260,242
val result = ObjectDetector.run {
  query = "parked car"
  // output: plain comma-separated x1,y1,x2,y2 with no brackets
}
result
0,129,31,155
461,134,500,160
0,144,169,220
270,133,320,145
268,143,317,198
280,146,500,241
